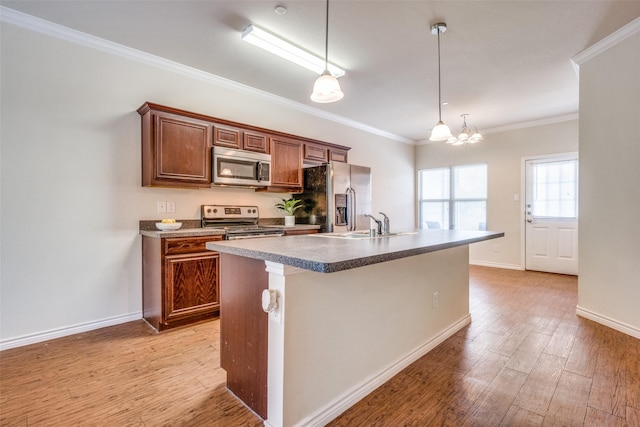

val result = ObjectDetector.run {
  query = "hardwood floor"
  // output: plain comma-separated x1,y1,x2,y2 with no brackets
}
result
2,266,639,426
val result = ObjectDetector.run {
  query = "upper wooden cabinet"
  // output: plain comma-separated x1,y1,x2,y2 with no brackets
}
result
213,124,242,149
138,102,349,190
139,106,212,188
268,136,303,191
243,130,269,154
303,143,329,164
213,125,269,154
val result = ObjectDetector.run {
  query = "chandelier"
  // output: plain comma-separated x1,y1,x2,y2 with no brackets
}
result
447,114,483,145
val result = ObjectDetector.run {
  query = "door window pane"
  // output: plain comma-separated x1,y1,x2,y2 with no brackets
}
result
531,160,577,218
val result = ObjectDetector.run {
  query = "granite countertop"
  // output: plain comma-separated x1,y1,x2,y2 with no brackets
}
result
139,228,228,238
205,229,504,273
138,219,320,238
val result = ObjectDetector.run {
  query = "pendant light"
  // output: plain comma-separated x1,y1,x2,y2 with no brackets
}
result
311,0,344,103
429,22,452,141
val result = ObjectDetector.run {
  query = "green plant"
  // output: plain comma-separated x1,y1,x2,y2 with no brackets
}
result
275,198,304,216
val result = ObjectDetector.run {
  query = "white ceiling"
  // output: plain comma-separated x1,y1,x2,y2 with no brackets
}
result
2,1,639,143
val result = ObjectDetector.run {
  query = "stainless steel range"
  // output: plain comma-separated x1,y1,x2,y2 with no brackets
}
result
201,205,284,240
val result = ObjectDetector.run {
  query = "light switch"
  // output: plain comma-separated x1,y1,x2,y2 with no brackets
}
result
513,194,520,202
157,201,166,213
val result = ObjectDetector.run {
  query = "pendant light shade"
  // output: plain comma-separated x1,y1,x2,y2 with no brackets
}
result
311,70,344,103
311,0,343,103
429,23,451,141
431,121,452,141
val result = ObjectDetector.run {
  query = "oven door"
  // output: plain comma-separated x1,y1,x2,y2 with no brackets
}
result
213,147,271,187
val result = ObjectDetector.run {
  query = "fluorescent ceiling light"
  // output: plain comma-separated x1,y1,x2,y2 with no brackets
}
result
242,24,345,78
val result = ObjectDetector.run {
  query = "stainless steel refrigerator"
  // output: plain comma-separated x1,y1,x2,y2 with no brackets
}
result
294,162,372,233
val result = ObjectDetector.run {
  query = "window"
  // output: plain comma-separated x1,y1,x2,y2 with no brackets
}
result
529,159,577,219
419,164,487,231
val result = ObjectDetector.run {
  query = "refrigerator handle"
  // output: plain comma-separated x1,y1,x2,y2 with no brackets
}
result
347,187,356,231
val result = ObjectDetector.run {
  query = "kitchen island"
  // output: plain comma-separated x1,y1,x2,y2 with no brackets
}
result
206,229,503,427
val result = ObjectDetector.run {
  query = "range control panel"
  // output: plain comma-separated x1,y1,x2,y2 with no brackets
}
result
201,205,259,220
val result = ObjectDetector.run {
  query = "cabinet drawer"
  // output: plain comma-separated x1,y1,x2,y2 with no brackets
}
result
164,235,223,255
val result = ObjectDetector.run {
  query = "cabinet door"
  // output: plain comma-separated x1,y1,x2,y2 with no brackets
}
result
270,137,303,189
284,229,319,236
213,125,242,149
303,143,329,164
152,113,212,187
330,148,348,163
243,130,269,154
164,251,220,325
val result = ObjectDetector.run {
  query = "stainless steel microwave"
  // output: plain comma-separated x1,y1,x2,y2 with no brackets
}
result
212,146,271,187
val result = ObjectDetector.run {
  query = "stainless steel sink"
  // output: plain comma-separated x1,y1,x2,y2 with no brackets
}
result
314,231,417,239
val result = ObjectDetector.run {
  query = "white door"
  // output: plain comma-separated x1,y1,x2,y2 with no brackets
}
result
525,155,579,275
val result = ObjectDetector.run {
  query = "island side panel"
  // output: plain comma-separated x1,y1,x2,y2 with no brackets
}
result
220,253,269,419
270,245,470,427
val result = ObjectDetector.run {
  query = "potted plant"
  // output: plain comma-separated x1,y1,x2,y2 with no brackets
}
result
275,198,304,226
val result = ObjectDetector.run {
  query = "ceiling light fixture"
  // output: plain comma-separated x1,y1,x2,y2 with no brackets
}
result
447,114,484,145
429,22,452,142
310,0,344,103
242,24,345,78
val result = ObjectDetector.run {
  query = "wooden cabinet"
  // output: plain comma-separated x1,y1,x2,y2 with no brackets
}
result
329,147,349,163
243,130,269,154
213,125,269,154
268,136,303,191
138,102,349,190
219,253,269,418
142,235,223,331
284,228,319,236
303,143,349,165
139,105,212,188
213,124,242,149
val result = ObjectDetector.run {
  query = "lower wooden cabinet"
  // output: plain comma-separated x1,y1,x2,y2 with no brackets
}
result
283,229,319,236
142,235,223,331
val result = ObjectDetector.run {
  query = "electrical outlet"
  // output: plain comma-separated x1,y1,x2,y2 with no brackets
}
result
432,291,439,308
166,201,175,213
157,201,166,213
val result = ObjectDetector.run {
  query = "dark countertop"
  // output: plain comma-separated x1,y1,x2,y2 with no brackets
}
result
205,229,504,273
138,222,320,238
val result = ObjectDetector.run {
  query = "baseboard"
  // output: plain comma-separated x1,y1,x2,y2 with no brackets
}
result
0,312,143,351
576,306,640,339
295,314,472,427
470,260,524,270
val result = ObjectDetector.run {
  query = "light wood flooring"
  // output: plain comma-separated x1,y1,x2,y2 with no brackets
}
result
1,266,639,426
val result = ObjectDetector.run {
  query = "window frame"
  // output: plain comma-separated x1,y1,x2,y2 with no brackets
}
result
418,163,488,231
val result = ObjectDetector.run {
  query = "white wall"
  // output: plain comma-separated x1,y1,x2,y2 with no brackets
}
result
576,28,640,336
415,120,578,269
0,21,414,347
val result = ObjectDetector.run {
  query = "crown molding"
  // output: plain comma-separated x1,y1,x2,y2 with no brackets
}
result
0,6,413,145
571,16,640,73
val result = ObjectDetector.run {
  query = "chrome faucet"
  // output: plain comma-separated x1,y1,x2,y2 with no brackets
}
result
379,212,390,235
365,214,383,236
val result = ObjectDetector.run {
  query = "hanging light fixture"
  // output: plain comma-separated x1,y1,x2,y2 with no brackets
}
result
311,0,344,103
429,22,452,141
447,114,484,145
